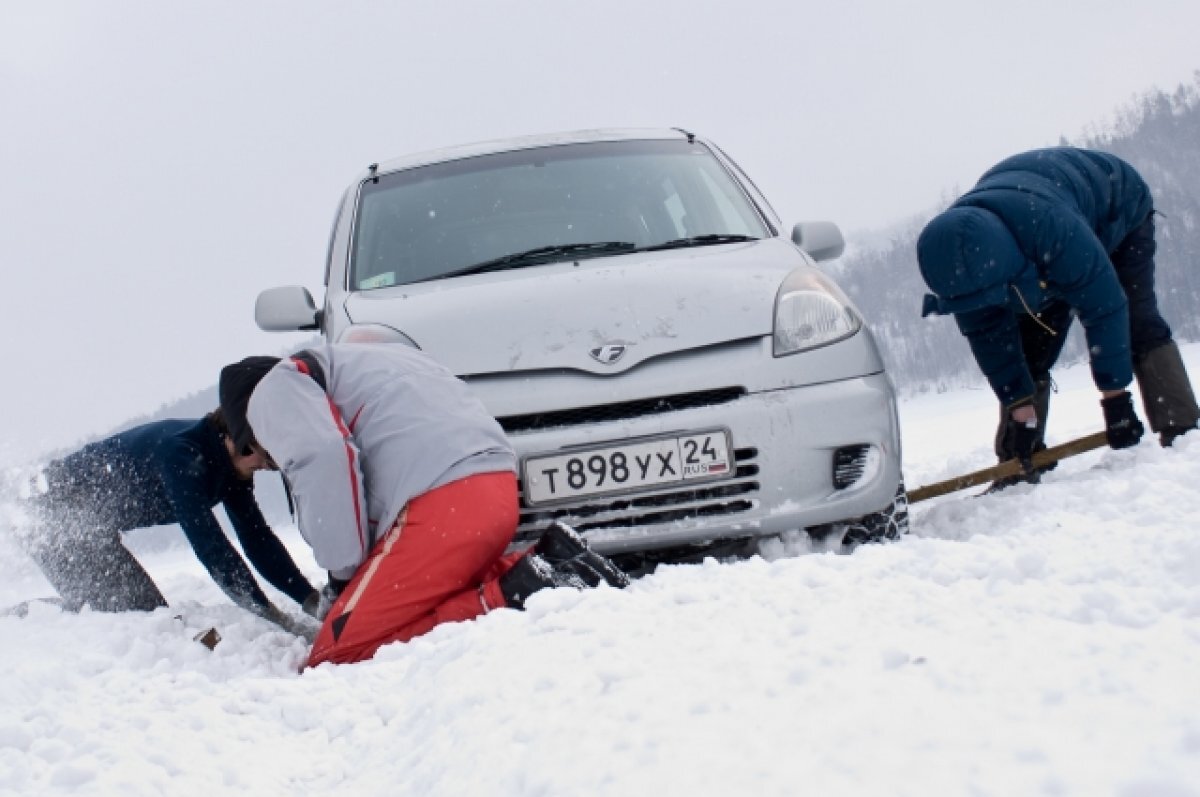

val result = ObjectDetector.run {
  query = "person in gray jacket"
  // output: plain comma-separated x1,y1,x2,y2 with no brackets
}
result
219,344,627,666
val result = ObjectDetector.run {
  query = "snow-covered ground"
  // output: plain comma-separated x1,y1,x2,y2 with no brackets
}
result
2,344,1199,797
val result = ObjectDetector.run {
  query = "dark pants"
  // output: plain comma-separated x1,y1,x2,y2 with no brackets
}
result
23,497,168,613
995,212,1176,458
1110,213,1173,358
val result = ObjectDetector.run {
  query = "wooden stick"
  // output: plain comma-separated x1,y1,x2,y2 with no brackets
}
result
907,431,1109,504
193,628,222,650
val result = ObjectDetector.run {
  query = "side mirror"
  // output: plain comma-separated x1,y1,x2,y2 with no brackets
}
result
255,286,321,331
791,221,845,262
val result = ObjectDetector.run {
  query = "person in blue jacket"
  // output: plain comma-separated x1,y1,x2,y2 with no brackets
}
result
918,147,1199,488
19,410,323,622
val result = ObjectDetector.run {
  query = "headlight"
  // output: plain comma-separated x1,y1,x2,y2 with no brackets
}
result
337,323,420,347
773,270,861,356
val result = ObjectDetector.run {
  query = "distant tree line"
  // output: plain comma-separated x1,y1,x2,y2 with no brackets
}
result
836,71,1200,395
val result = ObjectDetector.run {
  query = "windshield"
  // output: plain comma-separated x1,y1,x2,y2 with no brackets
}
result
350,139,770,290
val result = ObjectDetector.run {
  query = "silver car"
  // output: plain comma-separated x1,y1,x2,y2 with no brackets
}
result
255,128,906,566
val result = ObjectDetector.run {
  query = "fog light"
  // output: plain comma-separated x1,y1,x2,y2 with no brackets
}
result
832,445,871,490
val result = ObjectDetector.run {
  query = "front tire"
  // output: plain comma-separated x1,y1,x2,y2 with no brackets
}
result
809,481,909,547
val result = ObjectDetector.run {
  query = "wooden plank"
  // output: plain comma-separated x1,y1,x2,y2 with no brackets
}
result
908,431,1109,504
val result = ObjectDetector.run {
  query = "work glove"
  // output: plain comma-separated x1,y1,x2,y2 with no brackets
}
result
1101,391,1145,450
1003,400,1039,473
1009,419,1039,473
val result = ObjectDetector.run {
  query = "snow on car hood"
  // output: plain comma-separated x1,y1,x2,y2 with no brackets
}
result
343,237,810,376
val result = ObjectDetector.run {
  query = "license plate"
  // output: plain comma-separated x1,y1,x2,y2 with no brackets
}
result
523,430,733,505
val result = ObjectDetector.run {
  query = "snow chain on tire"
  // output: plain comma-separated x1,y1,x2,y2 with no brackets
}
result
838,482,910,546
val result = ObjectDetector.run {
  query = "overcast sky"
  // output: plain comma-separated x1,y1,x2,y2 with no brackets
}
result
3,1,1199,462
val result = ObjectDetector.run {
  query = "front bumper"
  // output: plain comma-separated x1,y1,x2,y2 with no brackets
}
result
508,371,902,553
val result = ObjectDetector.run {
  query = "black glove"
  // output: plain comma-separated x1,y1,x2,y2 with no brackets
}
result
1101,391,1145,449
1005,416,1040,473
1001,398,1039,473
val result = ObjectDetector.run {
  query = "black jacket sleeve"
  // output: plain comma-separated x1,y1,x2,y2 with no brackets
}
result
154,441,272,611
222,482,316,606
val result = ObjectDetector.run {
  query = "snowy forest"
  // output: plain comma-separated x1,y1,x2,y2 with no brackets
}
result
836,72,1200,394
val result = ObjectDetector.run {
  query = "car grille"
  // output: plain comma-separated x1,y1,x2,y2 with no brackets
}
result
497,386,746,434
514,447,760,544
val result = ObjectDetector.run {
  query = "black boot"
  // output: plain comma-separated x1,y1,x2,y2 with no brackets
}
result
1160,424,1196,447
498,553,585,610
534,521,631,589
1133,341,1200,447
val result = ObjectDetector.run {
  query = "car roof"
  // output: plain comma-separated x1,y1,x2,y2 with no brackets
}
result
367,128,694,179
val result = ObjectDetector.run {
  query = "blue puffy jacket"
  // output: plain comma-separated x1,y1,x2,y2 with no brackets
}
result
917,147,1153,406
40,417,315,611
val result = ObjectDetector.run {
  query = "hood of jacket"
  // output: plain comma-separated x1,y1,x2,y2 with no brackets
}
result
917,206,1043,317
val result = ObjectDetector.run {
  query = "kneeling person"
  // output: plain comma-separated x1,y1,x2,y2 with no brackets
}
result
219,344,627,667
18,412,318,619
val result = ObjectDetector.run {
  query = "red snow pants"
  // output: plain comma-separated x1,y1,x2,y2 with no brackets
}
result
306,470,522,667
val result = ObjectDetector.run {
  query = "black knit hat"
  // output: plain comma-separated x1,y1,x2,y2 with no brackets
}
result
218,356,281,455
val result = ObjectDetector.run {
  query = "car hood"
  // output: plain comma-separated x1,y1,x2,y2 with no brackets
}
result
343,238,809,376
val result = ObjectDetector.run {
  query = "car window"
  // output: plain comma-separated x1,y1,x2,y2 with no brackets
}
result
350,139,769,289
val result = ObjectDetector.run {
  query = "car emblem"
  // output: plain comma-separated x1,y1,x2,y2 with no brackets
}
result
589,344,629,365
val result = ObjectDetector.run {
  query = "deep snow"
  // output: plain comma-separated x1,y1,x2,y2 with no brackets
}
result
1,345,1199,797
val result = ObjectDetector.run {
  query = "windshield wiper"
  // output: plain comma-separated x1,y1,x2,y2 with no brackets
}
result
636,233,760,252
437,241,638,281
